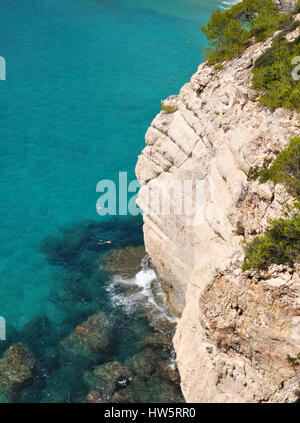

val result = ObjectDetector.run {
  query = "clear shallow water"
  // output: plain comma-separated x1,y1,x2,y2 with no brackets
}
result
0,0,229,402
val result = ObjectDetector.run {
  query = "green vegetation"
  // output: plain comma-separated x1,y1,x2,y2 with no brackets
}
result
242,203,300,271
287,353,300,368
287,353,300,393
243,138,300,271
252,35,300,110
202,0,300,110
248,137,300,198
161,104,179,114
201,2,300,272
247,157,272,182
201,0,290,64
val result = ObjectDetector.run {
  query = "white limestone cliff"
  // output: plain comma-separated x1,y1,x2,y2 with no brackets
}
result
135,23,300,402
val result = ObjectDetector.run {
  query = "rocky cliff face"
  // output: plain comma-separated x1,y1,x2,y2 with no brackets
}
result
136,22,300,402
275,0,297,12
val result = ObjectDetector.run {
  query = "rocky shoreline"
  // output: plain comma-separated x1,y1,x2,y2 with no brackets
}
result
0,241,183,403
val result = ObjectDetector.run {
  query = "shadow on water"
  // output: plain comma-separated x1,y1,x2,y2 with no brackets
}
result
0,216,184,403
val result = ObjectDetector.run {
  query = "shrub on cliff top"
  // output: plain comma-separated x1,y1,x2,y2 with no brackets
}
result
242,203,300,271
202,0,290,64
243,138,300,271
201,8,249,65
252,35,300,110
161,104,179,114
259,137,300,196
248,137,300,198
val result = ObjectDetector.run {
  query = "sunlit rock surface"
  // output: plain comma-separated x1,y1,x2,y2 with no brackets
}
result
136,23,300,402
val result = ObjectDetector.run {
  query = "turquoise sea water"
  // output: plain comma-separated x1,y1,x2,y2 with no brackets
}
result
0,0,231,402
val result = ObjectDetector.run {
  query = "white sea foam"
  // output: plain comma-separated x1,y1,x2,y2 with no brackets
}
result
106,256,178,330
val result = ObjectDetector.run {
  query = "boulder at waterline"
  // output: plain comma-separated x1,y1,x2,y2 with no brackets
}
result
100,246,145,279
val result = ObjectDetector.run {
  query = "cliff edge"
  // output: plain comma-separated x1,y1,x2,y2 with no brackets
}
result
136,18,300,402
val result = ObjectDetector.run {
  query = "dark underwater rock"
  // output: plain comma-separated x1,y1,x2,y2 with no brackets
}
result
19,316,55,352
110,372,183,403
111,390,133,403
128,348,158,380
40,218,144,270
100,246,146,279
84,361,132,399
0,343,37,400
111,388,135,403
40,225,87,269
140,332,173,350
146,372,183,402
39,360,89,403
157,360,180,384
0,392,9,403
60,311,115,359
42,346,60,373
148,316,177,333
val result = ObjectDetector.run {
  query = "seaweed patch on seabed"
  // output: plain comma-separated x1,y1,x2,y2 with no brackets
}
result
0,216,184,403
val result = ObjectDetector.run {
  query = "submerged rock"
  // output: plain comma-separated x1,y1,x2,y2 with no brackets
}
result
111,387,135,403
86,388,133,404
157,360,180,384
111,390,133,403
111,373,183,403
142,307,177,333
0,343,37,400
84,361,132,399
141,333,173,350
128,348,158,380
60,311,115,359
147,372,183,403
83,337,183,403
101,246,146,279
0,392,9,403
86,390,107,403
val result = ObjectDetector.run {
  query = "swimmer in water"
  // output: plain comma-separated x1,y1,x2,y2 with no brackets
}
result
97,240,113,246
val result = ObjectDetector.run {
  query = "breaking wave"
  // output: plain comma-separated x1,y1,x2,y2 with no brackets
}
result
106,256,178,331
